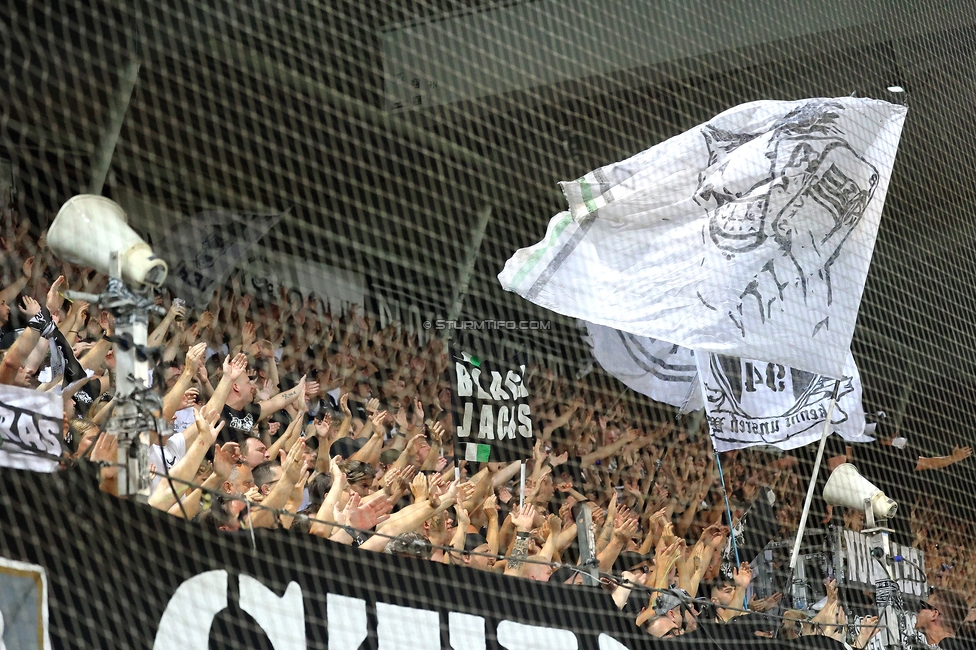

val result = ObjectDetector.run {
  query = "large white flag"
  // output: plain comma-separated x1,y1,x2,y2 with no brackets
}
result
582,323,869,451
0,384,63,472
154,209,285,310
500,98,907,378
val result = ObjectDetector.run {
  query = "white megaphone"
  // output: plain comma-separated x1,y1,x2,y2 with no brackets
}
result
822,463,897,520
48,195,167,289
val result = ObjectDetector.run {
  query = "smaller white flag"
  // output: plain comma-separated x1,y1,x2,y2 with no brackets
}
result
582,324,870,451
698,351,870,452
0,384,63,472
582,321,702,412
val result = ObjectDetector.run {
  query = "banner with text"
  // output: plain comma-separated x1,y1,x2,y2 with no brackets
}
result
449,348,533,463
0,466,645,649
153,209,285,310
698,351,870,452
0,467,900,649
0,384,62,472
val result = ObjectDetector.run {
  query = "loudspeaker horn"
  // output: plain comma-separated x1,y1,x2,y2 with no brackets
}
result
822,463,897,520
49,195,167,289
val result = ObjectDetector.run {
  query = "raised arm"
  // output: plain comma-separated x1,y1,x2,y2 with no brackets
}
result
0,298,46,384
360,479,463,551
484,495,501,557
538,514,562,563
204,352,247,414
612,571,644,610
443,504,470,565
597,508,639,572
169,443,236,520
249,438,307,529
266,413,304,463
503,504,537,578
61,299,89,346
542,399,580,440
580,429,638,467
79,311,114,372
809,578,840,629
492,461,523,489
349,410,386,464
309,459,348,539
147,408,225,511
162,343,206,421
257,374,306,421
328,492,394,546
718,563,753,623
916,446,972,471
311,413,337,475
0,256,32,306
147,301,185,348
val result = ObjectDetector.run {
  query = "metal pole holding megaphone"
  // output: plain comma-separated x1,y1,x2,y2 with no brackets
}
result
66,253,168,499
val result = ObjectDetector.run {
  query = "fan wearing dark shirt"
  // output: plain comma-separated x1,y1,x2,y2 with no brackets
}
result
218,369,308,444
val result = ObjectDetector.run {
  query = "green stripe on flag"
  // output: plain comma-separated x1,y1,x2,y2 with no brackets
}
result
509,213,573,288
580,177,597,213
465,443,492,462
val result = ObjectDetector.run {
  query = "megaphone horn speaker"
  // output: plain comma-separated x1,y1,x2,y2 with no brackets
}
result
822,463,897,520
48,195,167,289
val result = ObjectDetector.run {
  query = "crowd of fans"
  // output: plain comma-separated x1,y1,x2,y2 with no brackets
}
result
2,202,975,647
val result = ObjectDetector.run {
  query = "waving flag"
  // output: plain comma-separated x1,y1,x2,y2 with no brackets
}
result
582,321,702,412
501,98,907,378
696,349,870,451
582,323,870,451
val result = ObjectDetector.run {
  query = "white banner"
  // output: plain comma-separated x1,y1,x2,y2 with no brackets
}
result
153,209,284,310
0,385,62,472
582,321,702,412
500,98,907,378
698,350,870,452
0,556,51,650
841,529,926,596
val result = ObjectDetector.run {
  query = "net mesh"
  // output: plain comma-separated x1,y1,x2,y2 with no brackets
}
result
1,0,976,648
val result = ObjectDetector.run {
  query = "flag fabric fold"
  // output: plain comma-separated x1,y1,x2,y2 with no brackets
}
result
582,321,703,412
501,98,907,378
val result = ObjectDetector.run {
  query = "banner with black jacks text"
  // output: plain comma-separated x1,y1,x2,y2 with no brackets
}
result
448,348,534,464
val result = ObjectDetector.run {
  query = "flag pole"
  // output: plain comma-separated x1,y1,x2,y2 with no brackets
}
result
712,449,741,568
519,461,526,508
788,379,842,574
